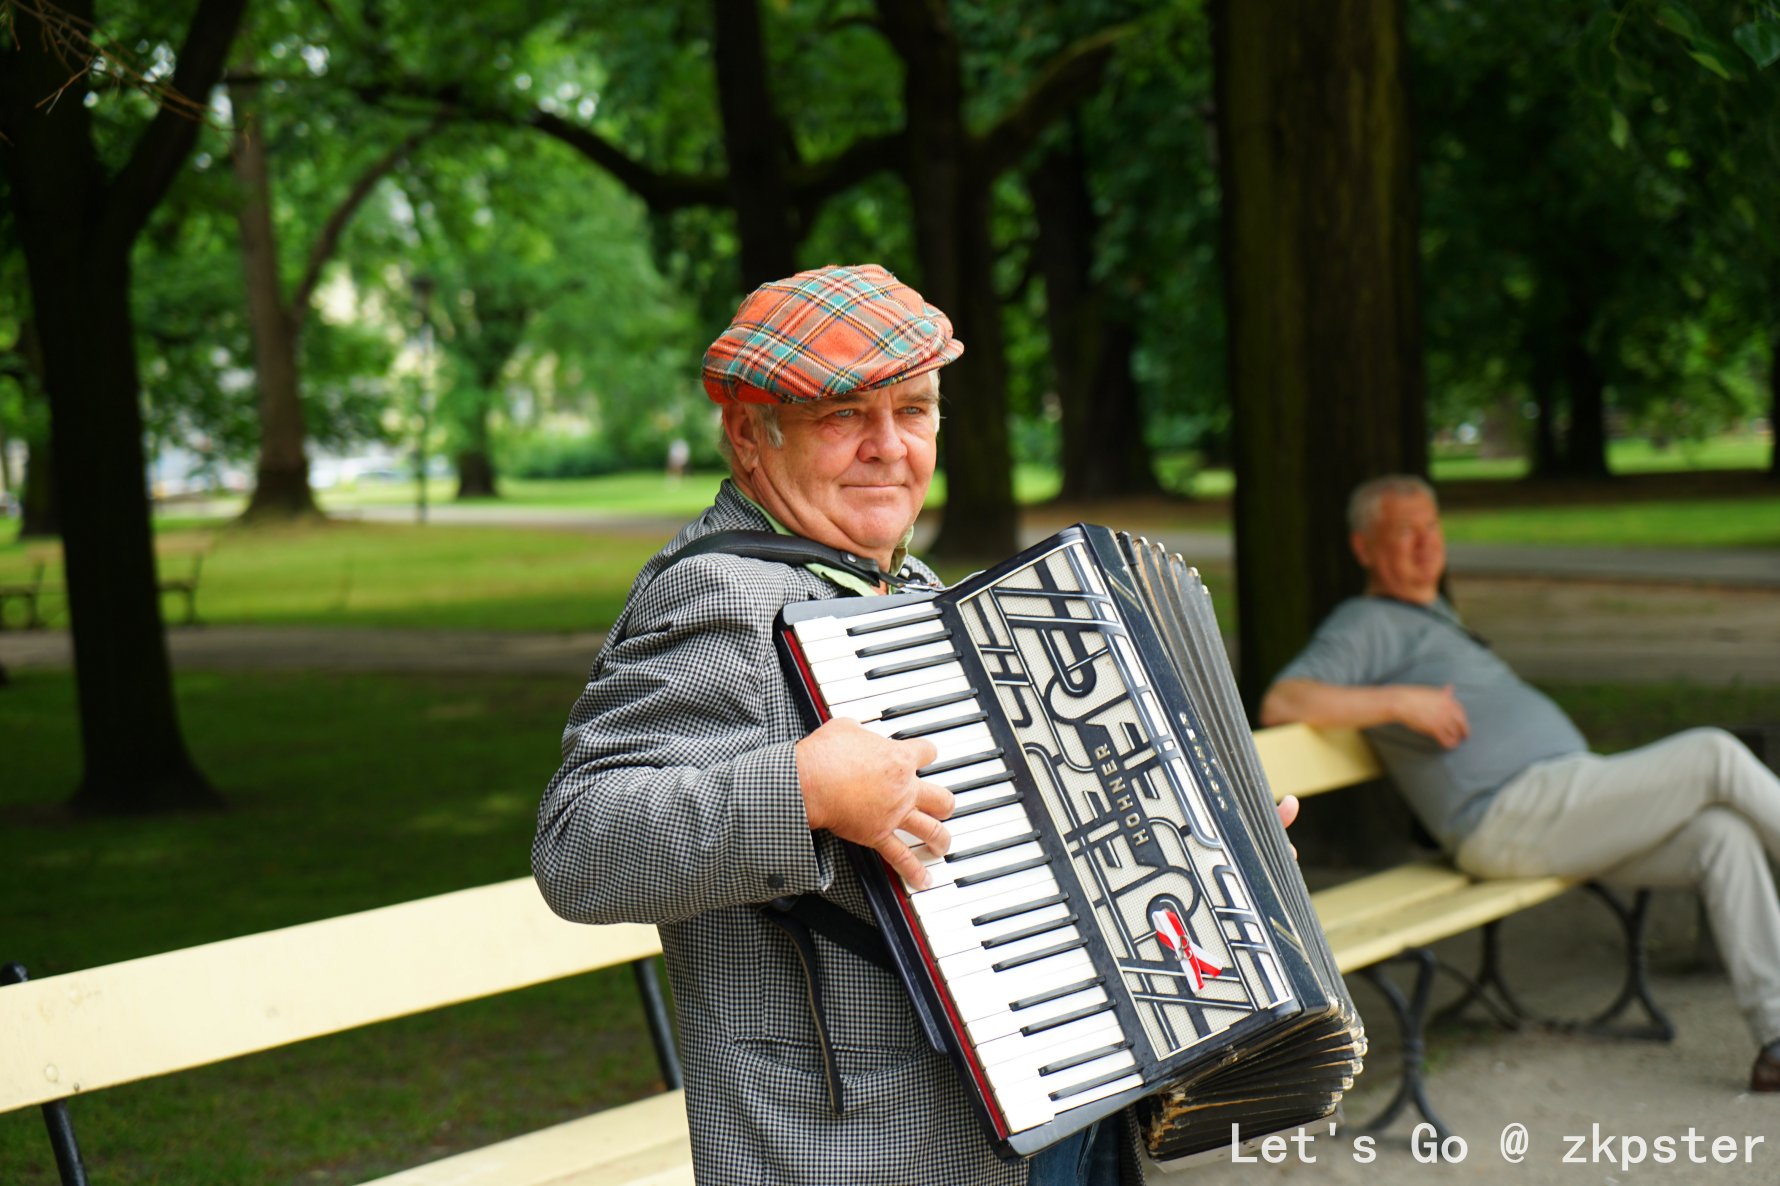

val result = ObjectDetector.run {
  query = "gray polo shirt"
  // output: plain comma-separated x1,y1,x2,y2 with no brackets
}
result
1275,596,1588,849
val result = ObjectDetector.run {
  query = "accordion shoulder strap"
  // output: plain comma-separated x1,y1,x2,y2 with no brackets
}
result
653,528,898,974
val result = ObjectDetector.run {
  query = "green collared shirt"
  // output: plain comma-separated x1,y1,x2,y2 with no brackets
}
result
735,490,913,597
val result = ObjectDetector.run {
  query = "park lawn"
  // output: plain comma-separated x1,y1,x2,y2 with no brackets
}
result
0,669,664,1186
5,668,1779,1183
1438,496,1780,549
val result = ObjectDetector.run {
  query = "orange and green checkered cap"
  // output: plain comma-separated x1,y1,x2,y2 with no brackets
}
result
701,264,964,405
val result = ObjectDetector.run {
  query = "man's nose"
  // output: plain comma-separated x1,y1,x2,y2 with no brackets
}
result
858,408,907,462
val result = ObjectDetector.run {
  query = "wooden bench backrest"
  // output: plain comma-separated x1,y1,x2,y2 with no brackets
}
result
1252,723,1383,801
1,878,660,1114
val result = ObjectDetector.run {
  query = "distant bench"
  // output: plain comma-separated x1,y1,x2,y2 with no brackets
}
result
2,725,1671,1183
0,535,212,630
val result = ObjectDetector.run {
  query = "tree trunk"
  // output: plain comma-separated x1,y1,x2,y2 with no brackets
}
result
231,76,320,521
1029,138,1160,501
1769,325,1778,481
879,0,1017,563
711,0,800,288
2,0,241,812
1214,0,1426,862
455,392,499,500
19,437,58,539
1562,328,1609,478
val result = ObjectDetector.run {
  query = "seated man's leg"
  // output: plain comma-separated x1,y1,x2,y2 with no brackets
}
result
1456,727,1780,881
1606,807,1780,1051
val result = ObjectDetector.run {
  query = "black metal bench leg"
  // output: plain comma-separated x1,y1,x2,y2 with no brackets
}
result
1433,919,1536,1030
1358,950,1453,1142
2,962,90,1186
1578,885,1676,1041
631,956,684,1089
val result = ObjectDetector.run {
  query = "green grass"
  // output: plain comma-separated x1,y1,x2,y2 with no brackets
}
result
1431,434,1772,481
1440,497,1780,549
0,669,665,1186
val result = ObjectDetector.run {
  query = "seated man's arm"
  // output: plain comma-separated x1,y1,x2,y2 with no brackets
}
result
1261,677,1470,749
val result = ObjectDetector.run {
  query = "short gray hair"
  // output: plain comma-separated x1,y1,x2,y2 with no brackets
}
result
1348,474,1437,534
718,403,784,471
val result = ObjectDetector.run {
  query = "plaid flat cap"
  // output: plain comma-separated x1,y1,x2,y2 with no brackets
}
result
702,264,964,405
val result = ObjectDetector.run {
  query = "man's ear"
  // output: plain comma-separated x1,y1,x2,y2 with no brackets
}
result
1350,530,1372,570
722,404,759,473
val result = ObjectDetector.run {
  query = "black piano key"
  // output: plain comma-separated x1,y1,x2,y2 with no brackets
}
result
892,710,989,741
946,830,1041,864
845,606,942,636
949,792,1023,821
865,653,958,680
1048,1062,1138,1103
879,688,978,721
981,912,1078,950
971,891,1069,927
1009,977,1102,1012
1038,1040,1132,1077
919,748,1005,778
855,629,952,658
1020,999,1116,1037
946,771,1017,796
991,936,1088,973
952,853,1051,889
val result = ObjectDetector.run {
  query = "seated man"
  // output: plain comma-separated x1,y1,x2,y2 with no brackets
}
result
1260,473,1780,1092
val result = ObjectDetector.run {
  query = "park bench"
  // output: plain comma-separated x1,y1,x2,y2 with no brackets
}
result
0,536,212,631
2,725,1670,1184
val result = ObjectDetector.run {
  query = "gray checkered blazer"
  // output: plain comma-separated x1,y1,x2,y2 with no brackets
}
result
535,482,1026,1185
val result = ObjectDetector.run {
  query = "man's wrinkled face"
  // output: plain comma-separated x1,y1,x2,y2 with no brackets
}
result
1353,490,1446,603
725,373,941,568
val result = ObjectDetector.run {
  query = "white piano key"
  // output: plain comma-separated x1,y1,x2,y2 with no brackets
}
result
944,947,1096,1018
858,699,986,741
962,984,1109,1046
798,617,951,664
905,864,1054,919
936,924,1086,985
976,1010,1124,1072
920,900,1074,960
918,836,1045,891
822,675,975,723
791,603,940,646
815,659,971,712
995,1053,1143,1134
808,637,959,679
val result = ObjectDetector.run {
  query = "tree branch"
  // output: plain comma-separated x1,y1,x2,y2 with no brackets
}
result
288,113,445,332
101,0,248,253
977,23,1132,180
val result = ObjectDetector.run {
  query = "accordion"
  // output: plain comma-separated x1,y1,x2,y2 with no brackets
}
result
775,525,1365,1161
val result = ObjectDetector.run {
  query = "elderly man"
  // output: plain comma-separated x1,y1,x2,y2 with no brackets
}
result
1261,473,1780,1091
533,265,1127,1185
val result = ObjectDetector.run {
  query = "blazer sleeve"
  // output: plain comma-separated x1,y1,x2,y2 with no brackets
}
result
532,554,834,925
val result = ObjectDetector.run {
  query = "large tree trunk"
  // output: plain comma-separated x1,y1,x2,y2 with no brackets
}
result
2,0,242,812
1216,0,1428,699
19,437,58,539
712,0,800,288
879,0,1017,563
1029,138,1160,502
1215,0,1426,861
1562,327,1609,478
231,77,320,521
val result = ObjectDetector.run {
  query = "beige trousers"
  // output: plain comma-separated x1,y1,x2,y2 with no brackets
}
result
1454,727,1780,1046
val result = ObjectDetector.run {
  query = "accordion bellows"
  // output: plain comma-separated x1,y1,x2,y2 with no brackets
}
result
777,525,1366,1162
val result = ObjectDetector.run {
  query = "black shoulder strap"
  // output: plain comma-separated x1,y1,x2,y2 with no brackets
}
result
656,528,901,971
661,528,928,591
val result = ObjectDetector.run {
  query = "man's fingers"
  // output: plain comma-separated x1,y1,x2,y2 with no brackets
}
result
914,779,956,820
900,811,951,857
905,737,940,771
877,836,930,890
1275,794,1299,831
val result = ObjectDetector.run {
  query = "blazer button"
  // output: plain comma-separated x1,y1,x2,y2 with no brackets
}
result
767,874,787,890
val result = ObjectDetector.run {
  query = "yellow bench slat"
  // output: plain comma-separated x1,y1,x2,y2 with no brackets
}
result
355,1090,692,1186
1253,723,1383,800
1324,875,1574,974
0,878,661,1113
1310,859,1473,928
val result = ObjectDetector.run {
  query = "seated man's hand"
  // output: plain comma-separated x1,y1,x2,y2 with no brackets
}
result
797,717,957,889
1395,683,1470,749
